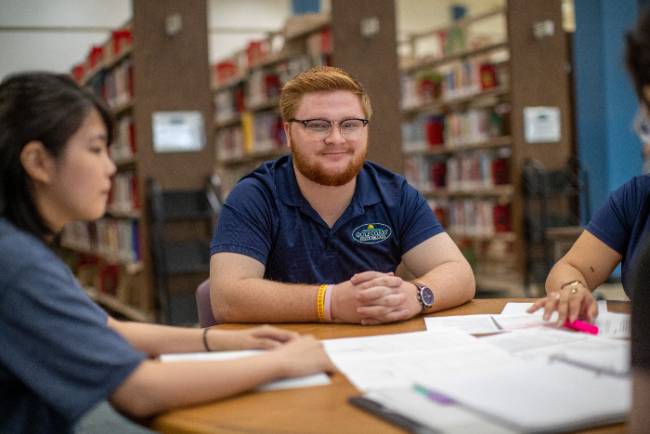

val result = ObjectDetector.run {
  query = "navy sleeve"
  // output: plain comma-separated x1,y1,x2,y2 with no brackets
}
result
0,261,145,423
586,177,643,254
210,177,275,265
398,183,444,255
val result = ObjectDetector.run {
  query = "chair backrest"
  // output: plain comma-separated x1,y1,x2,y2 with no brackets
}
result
196,278,218,327
147,177,217,325
521,158,590,292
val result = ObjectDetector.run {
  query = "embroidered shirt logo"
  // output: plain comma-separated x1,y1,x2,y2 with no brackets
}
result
352,223,392,244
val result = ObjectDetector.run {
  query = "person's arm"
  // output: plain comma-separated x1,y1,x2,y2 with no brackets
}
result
210,252,397,323
401,232,476,312
211,252,325,322
528,230,621,324
107,317,298,356
545,230,621,294
354,233,476,324
109,335,333,418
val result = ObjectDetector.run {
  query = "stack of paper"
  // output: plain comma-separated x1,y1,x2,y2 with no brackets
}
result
424,301,630,338
420,359,630,433
481,327,630,376
497,301,629,338
323,329,518,391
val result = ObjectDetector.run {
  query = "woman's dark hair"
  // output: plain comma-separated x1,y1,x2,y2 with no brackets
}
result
0,72,114,239
626,8,650,103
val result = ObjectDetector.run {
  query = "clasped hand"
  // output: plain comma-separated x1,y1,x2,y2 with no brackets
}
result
331,271,421,325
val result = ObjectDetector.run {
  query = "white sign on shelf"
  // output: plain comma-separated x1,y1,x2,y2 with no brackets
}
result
152,111,205,153
524,106,561,144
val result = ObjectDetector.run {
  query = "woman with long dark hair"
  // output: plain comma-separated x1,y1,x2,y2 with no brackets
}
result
0,72,333,434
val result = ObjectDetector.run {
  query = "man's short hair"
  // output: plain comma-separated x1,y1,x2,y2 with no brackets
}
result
279,66,372,121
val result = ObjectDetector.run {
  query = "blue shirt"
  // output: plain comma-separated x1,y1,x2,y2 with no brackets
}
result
211,156,444,284
0,218,146,434
586,175,650,298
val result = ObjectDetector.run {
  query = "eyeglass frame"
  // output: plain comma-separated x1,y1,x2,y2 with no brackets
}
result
288,118,369,138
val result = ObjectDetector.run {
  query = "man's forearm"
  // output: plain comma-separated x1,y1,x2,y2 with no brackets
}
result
212,278,321,322
415,260,475,313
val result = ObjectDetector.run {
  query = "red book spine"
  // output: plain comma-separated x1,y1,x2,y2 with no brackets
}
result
128,121,137,154
131,175,140,210
493,204,512,232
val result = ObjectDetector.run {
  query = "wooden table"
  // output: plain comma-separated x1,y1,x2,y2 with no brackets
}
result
151,298,630,434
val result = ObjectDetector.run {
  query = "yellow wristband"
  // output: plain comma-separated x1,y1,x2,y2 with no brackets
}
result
317,284,328,322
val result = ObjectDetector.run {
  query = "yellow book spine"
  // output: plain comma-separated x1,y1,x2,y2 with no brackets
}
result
241,111,254,154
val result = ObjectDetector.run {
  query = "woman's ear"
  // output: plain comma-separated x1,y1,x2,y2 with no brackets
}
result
20,141,55,184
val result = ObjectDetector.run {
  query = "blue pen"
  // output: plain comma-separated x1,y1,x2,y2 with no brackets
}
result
413,384,455,405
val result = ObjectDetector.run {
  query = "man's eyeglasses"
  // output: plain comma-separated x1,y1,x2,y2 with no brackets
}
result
289,118,369,139
634,107,650,144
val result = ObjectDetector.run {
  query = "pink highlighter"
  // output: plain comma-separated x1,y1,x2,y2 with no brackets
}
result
563,319,599,335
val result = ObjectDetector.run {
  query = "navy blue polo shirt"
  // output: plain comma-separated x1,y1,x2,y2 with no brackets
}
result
211,155,444,284
586,174,650,298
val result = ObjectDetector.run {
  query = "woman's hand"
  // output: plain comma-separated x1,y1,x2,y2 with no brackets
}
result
207,325,299,351
267,335,336,378
527,281,598,326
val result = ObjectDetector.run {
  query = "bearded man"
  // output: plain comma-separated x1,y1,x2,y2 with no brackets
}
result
209,66,475,324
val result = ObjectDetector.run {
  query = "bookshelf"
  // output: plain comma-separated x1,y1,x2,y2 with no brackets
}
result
399,0,574,295
211,13,332,194
210,0,404,192
65,22,145,320
63,0,214,322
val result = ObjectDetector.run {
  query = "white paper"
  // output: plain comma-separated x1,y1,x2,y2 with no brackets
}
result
160,350,261,362
491,314,554,330
498,301,626,338
500,302,536,315
596,312,630,338
551,337,630,376
323,329,517,392
481,328,630,375
481,327,586,356
500,300,608,315
424,314,504,334
422,359,630,433
159,349,330,391
599,299,608,313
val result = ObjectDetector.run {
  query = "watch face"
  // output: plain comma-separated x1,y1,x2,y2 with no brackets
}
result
421,287,434,306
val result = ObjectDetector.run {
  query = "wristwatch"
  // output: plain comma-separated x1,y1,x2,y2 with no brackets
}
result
414,282,434,312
